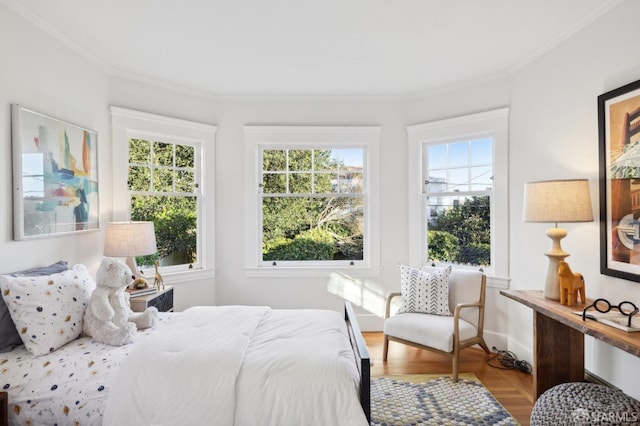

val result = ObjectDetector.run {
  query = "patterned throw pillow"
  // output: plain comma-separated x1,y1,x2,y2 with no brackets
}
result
397,265,452,316
0,264,94,356
0,261,69,353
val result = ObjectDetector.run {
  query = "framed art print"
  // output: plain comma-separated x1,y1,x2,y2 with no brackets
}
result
11,105,99,240
599,78,640,282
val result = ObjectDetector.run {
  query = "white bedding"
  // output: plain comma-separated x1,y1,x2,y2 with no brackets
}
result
104,306,368,426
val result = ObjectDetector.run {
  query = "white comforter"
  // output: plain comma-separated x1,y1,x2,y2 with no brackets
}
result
104,306,368,426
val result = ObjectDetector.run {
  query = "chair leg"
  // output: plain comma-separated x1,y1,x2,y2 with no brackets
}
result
478,338,490,354
452,345,460,382
382,335,389,361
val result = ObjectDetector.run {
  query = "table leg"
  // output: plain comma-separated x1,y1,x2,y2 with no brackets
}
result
533,310,584,399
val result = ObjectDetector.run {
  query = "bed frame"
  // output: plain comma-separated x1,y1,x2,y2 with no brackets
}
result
344,301,370,423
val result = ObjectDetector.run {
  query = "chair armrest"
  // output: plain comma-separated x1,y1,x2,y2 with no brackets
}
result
453,301,481,316
384,292,402,319
453,301,481,320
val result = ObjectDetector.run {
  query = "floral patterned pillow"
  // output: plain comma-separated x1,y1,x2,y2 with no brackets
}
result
0,264,94,356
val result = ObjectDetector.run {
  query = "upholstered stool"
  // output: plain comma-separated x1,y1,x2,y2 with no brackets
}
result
530,382,640,425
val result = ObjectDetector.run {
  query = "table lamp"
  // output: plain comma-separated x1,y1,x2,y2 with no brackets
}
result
104,221,157,286
523,179,593,300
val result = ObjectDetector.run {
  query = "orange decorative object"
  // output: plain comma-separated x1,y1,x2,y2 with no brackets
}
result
558,260,585,306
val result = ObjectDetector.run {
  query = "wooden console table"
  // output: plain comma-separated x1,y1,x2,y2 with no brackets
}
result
500,289,640,400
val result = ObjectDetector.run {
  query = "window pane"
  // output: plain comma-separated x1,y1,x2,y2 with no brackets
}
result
263,173,286,193
336,148,363,168
175,145,194,168
315,173,334,192
471,138,492,166
154,142,173,167
471,166,492,190
427,171,447,192
338,172,363,193
153,168,173,192
428,144,447,170
448,168,469,191
262,196,364,261
131,194,197,268
263,150,287,171
290,173,312,193
448,141,468,168
426,195,490,266
128,166,150,191
314,150,335,171
175,169,195,193
288,150,312,171
129,139,150,164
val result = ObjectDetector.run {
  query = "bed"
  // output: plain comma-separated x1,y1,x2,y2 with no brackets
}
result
0,263,371,425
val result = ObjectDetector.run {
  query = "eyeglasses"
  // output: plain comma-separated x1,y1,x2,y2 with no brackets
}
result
582,298,639,328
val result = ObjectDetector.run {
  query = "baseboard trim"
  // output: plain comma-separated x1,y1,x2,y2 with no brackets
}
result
585,370,619,390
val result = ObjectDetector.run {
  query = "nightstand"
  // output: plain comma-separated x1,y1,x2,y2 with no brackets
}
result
0,391,6,426
130,286,174,312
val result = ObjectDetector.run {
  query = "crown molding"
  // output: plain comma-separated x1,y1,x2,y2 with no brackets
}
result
506,0,623,75
1,0,111,73
2,0,625,101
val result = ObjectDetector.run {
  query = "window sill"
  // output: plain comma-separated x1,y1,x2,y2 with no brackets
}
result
487,275,510,290
149,267,216,285
244,266,382,278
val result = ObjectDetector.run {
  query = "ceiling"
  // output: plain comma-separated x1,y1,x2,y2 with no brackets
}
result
5,0,620,97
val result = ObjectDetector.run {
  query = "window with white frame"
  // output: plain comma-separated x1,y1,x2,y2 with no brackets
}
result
128,138,200,269
244,126,381,275
111,107,216,280
407,108,509,286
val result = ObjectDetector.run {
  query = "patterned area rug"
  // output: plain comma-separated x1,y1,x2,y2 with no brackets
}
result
371,373,520,425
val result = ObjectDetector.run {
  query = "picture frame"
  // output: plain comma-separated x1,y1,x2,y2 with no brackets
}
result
11,105,99,240
599,78,640,282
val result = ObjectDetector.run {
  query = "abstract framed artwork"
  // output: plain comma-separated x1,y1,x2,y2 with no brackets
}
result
598,78,640,282
11,105,99,240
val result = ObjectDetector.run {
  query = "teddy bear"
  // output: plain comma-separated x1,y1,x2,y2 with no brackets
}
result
83,257,158,346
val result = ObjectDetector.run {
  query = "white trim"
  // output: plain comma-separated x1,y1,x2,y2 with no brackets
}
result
110,106,217,277
110,107,217,133
244,266,382,278
244,125,381,276
406,108,509,281
244,126,382,135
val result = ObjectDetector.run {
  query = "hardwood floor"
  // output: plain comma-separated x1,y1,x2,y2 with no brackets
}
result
363,332,535,425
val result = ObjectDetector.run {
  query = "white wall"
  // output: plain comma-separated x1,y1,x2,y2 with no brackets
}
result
0,4,110,276
3,0,640,398
508,0,640,399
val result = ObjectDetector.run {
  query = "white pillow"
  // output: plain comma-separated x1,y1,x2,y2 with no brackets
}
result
397,264,452,316
0,264,94,356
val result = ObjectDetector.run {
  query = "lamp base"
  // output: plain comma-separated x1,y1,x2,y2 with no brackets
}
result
544,253,569,300
544,227,570,300
124,256,147,289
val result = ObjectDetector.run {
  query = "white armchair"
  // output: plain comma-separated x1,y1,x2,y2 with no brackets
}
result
382,267,490,382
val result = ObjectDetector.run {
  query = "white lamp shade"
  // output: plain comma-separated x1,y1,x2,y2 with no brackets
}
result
523,179,594,224
104,221,157,257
